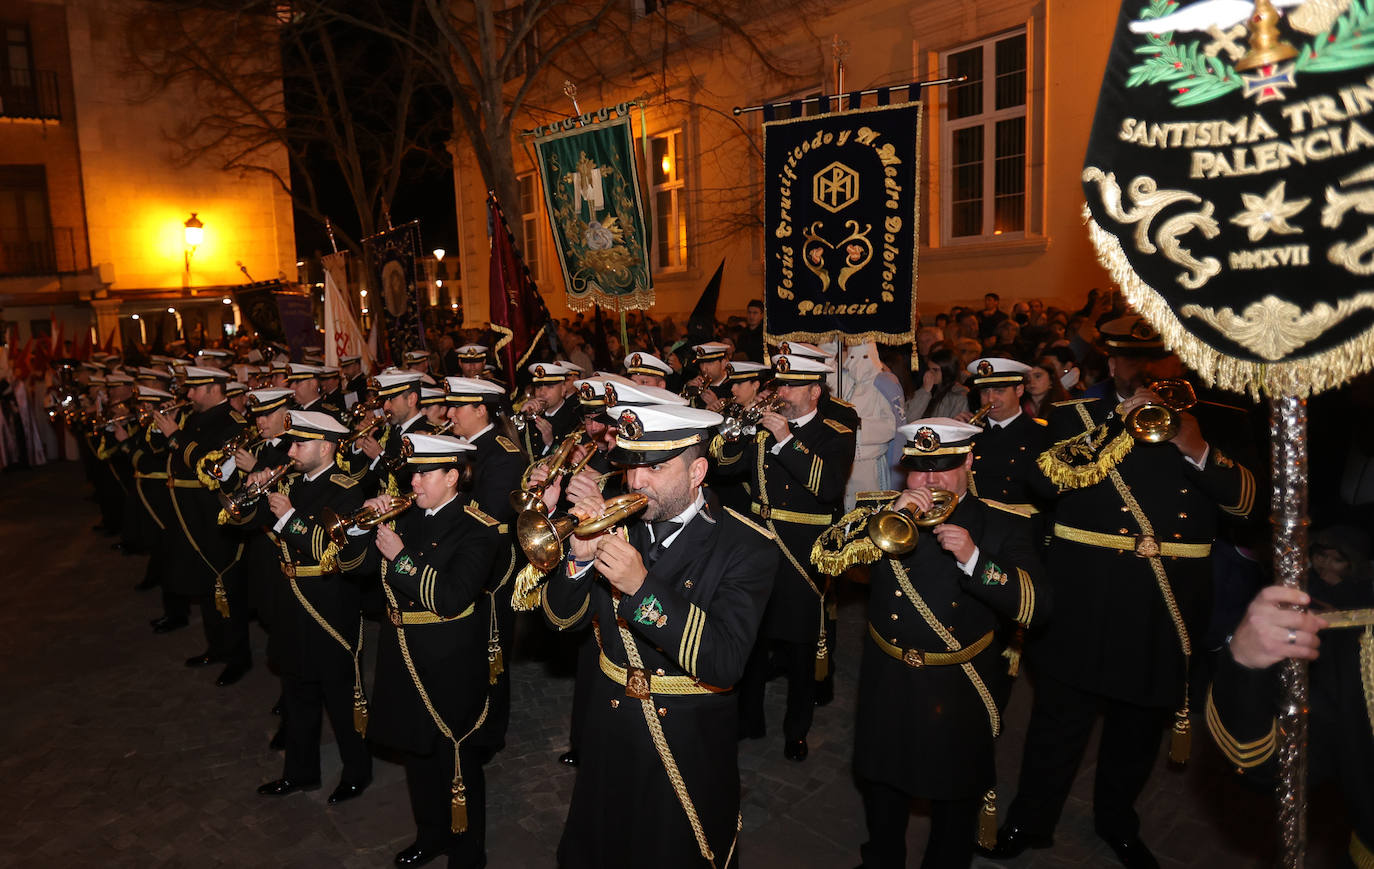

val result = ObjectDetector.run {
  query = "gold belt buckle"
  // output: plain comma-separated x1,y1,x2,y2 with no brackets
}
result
1134,534,1161,558
902,648,925,668
281,562,295,578
625,666,651,699
388,607,403,627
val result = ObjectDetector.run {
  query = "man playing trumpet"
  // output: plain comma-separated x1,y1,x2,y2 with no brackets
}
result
850,419,1048,869
541,404,776,869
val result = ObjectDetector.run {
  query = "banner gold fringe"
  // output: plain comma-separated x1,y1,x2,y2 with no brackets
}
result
1084,207,1374,398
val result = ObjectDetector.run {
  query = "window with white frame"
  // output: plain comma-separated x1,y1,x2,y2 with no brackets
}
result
518,172,542,281
650,129,687,271
941,29,1027,243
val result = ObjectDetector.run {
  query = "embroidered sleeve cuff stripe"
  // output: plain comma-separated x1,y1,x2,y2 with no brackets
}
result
1223,465,1257,517
420,565,439,611
1205,688,1277,769
807,456,823,493
310,526,325,559
678,604,706,676
1015,568,1036,627
339,551,366,572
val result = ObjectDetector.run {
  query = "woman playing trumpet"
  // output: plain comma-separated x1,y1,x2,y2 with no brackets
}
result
362,433,503,868
850,418,1049,869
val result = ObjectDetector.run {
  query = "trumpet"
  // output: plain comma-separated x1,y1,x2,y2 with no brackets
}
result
512,394,547,430
510,432,589,513
866,489,959,557
680,381,704,400
517,493,649,572
341,394,381,426
718,392,787,441
219,463,292,519
208,430,264,478
967,403,994,427
152,399,192,418
1124,379,1196,443
340,412,389,452
319,493,418,546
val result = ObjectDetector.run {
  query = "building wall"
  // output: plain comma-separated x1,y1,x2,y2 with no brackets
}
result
452,0,1118,329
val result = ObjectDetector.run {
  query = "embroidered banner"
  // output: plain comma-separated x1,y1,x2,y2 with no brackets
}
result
363,220,426,365
1084,0,1374,396
763,101,921,347
534,113,653,312
233,279,316,361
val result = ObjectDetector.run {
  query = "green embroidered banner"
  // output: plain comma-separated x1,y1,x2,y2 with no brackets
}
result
534,112,653,312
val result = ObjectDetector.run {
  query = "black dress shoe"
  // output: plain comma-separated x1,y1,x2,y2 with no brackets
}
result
151,615,189,633
394,842,442,866
783,738,808,761
327,779,370,804
184,652,216,668
215,662,251,686
1098,833,1159,869
256,778,321,796
269,728,286,751
976,825,1055,860
558,750,580,767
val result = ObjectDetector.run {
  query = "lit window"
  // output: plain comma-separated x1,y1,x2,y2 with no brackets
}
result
518,172,542,281
650,129,687,271
942,29,1027,242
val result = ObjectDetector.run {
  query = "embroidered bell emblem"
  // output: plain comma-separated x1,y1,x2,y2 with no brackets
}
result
1235,0,1299,71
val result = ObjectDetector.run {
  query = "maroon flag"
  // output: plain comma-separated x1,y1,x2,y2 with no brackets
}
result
488,193,554,393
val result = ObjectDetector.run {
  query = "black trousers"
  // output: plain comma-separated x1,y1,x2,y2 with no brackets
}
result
858,779,979,869
196,578,252,668
403,740,486,868
1005,670,1171,840
281,672,372,785
739,638,815,742
566,630,595,754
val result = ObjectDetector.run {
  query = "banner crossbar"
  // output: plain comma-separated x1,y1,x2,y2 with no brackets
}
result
732,75,965,116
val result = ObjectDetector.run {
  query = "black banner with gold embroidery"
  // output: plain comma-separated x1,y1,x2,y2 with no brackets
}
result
763,102,921,347
1084,0,1374,397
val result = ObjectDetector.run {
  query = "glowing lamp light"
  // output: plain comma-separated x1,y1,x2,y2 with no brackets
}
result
361,307,369,314
167,307,176,314
221,297,232,305
436,279,443,287
183,213,204,248
450,302,458,310
131,314,140,321
360,289,367,298
433,248,445,261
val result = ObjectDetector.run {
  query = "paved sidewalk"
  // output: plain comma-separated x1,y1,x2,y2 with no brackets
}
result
0,462,1347,867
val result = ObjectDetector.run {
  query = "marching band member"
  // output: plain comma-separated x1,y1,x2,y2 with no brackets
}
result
444,376,526,758
455,344,489,380
774,340,861,431
225,380,249,415
285,363,342,419
850,419,1048,869
404,349,432,376
519,362,581,458
236,411,373,803
319,366,346,409
687,341,731,411
352,371,437,496
149,365,253,686
542,404,777,868
964,357,1048,516
364,433,502,868
624,351,673,390
419,387,450,429
713,353,855,761
340,354,366,405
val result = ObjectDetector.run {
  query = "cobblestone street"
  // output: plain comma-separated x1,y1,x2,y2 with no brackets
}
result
0,462,1347,867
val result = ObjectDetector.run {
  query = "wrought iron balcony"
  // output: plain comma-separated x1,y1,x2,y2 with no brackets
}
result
0,70,61,121
0,227,85,276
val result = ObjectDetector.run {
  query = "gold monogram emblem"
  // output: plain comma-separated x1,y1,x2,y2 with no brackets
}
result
813,161,860,213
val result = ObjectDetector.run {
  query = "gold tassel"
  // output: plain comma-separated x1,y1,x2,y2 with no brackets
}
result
488,641,504,685
511,563,547,612
214,581,230,618
1002,646,1021,678
450,779,468,834
1036,427,1134,491
814,634,831,681
977,790,999,850
353,691,369,737
1169,706,1192,765
216,508,231,526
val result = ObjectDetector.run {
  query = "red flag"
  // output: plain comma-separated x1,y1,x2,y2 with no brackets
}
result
487,193,555,393
74,326,91,361
103,327,117,355
13,338,33,381
49,310,63,357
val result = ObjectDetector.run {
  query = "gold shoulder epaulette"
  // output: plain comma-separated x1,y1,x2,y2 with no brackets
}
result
465,502,500,527
231,411,248,424
725,506,775,540
830,396,855,408
1052,397,1095,407
496,435,520,454
329,472,359,489
823,418,852,435
980,498,1033,518
1032,416,1048,426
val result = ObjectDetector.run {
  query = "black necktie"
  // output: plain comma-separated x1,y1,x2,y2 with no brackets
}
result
646,520,683,567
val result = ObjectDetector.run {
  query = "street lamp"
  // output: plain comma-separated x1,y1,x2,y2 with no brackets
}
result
184,213,204,282
433,248,445,261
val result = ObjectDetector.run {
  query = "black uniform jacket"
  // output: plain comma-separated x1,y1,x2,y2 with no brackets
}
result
520,396,581,458
542,491,777,869
713,412,855,642
369,494,502,755
969,411,1049,509
236,467,370,679
159,400,248,596
369,413,440,495
854,495,1049,800
1206,575,1374,855
1031,397,1259,707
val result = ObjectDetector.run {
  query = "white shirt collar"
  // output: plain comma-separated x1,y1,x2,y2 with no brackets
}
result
304,464,331,482
425,493,458,517
988,409,1022,429
466,423,495,443
651,490,707,548
267,436,281,447
543,399,565,417
791,408,819,429
399,412,423,433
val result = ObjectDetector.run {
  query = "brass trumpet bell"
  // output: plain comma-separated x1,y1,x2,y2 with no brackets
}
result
865,489,958,557
1125,379,1196,444
517,493,649,572
320,493,419,546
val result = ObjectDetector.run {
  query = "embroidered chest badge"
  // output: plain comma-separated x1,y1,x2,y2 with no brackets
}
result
394,555,418,576
289,517,308,535
981,562,1009,586
633,594,669,628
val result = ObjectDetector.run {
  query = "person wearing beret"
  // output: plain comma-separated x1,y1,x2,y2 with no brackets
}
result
541,404,777,869
234,411,374,805
361,434,503,868
148,365,254,686
849,419,1049,869
984,316,1260,868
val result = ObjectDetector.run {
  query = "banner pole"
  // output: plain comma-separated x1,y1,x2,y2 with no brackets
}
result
1270,395,1310,869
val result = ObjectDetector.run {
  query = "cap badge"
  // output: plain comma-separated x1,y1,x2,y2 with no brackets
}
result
578,382,597,401
775,356,791,374
534,365,546,378
401,436,416,459
630,353,642,367
619,409,644,440
914,426,941,452
977,359,994,376
726,363,737,377
1131,320,1157,340
604,383,620,407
